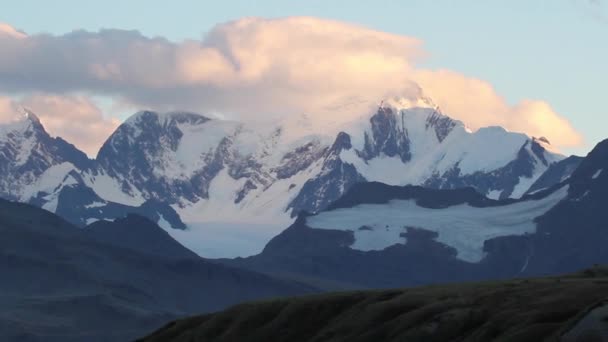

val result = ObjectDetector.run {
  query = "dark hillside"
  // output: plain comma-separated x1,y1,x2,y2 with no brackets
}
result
140,267,608,342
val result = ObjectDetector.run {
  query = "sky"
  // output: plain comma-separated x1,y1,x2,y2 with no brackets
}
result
0,0,606,156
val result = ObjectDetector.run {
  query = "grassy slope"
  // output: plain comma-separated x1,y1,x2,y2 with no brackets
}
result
139,267,608,342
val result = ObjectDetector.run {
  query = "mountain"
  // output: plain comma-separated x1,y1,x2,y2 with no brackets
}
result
85,214,197,259
224,139,608,289
0,98,569,257
0,109,92,201
91,99,565,218
139,266,608,342
522,138,608,275
525,155,583,195
0,110,186,229
0,199,315,342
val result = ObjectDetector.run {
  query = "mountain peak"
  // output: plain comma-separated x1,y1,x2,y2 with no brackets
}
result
124,110,211,128
364,97,465,147
376,96,464,129
0,107,46,139
532,136,561,155
18,107,42,125
379,95,436,112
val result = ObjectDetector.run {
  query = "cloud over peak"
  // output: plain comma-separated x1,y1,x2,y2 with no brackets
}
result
0,18,582,150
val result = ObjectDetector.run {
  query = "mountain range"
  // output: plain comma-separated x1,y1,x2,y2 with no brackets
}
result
2,96,608,341
0,97,578,257
225,138,608,290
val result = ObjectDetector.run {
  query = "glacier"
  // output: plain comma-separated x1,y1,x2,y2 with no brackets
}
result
306,185,569,263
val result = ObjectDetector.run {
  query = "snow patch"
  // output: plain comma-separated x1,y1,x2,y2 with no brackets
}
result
592,169,603,179
487,190,503,200
86,172,144,206
86,218,99,225
41,195,59,213
572,190,591,202
156,214,173,230
85,201,106,209
20,162,76,200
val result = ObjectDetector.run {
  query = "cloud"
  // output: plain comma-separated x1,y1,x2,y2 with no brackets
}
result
0,18,582,148
0,94,120,156
0,23,26,39
0,96,20,122
413,70,582,147
0,18,421,116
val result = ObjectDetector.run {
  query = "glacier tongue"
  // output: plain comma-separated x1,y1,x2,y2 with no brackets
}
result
306,185,570,263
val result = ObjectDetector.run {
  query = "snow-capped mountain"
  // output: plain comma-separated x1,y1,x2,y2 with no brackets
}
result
226,138,608,289
0,109,185,229
289,98,564,215
0,109,92,201
0,98,573,256
90,98,566,218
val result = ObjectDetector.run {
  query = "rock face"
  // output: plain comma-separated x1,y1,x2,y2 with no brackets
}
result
224,139,608,290
0,98,568,248
526,155,583,195
0,199,315,342
51,182,187,229
360,106,412,162
96,111,218,203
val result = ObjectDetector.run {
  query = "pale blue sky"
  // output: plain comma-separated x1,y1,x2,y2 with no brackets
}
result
2,0,607,155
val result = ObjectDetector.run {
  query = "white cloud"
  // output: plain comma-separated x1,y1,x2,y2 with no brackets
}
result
0,17,582,148
413,69,582,146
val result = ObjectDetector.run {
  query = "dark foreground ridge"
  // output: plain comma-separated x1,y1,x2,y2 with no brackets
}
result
139,267,608,342
0,199,316,342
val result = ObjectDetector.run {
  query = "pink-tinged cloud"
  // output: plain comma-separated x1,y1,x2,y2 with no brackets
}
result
0,95,120,156
413,70,582,147
0,97,18,121
0,23,26,39
0,19,582,148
